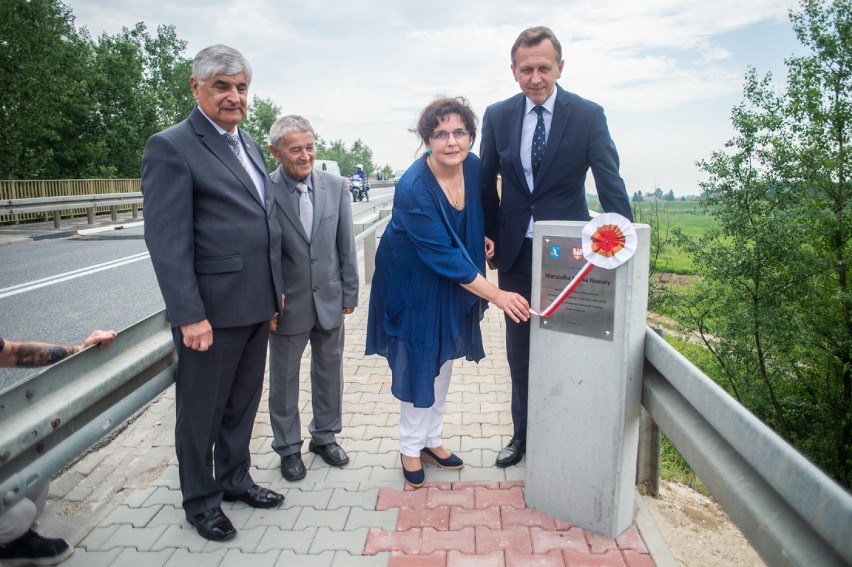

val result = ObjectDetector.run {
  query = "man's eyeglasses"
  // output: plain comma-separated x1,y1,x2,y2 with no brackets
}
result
430,129,471,142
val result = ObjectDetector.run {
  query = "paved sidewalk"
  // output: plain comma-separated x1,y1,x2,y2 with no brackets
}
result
20,217,663,566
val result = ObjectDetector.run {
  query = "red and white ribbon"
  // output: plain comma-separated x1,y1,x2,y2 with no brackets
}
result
532,213,637,318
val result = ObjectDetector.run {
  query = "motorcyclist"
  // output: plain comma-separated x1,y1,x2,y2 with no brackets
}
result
350,164,369,201
352,164,367,182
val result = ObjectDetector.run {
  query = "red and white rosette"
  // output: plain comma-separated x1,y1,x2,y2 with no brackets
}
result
533,213,637,318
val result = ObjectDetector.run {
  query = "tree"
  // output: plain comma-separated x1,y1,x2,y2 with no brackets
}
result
632,191,644,202
0,0,94,178
673,0,851,486
242,96,281,171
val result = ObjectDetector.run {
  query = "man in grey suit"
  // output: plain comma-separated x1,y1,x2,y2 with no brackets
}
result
481,26,633,468
142,45,284,542
267,115,358,481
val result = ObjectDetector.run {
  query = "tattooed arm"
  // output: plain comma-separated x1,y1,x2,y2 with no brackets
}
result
0,330,117,368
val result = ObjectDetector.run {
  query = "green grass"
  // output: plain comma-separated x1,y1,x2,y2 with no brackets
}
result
632,201,718,275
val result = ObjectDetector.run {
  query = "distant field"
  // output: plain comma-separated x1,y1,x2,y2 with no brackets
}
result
590,198,716,275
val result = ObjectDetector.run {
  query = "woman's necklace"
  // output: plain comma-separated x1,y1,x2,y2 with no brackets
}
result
428,158,464,209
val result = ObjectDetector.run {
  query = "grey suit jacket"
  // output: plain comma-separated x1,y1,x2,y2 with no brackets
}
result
142,106,282,328
270,167,358,335
480,84,633,273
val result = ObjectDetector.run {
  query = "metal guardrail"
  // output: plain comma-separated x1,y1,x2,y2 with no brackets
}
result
1,192,143,228
641,328,852,566
0,311,176,515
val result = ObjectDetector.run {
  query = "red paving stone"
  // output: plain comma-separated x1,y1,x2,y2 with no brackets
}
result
364,482,656,565
389,552,447,566
399,506,451,530
562,549,627,566
505,549,566,566
450,507,502,530
428,486,475,509
421,526,476,555
447,550,506,566
476,526,534,554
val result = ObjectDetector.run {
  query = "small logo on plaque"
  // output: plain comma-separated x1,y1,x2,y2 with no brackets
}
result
572,247,584,260
549,245,561,259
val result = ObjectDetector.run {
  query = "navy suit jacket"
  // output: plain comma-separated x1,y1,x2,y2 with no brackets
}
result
480,85,633,272
142,106,282,329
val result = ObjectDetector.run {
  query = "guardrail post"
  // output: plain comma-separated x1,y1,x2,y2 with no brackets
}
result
87,207,94,224
132,203,139,219
364,228,376,283
636,327,663,496
53,210,61,229
110,205,118,221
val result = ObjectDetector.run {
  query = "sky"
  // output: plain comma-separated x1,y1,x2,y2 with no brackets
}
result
67,0,805,195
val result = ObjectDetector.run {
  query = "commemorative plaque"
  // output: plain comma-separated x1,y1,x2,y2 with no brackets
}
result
538,235,616,340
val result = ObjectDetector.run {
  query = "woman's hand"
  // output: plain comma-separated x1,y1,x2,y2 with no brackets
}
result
492,290,530,323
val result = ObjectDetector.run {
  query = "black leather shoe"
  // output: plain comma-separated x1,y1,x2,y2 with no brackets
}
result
495,438,525,467
222,484,284,509
186,507,236,541
309,440,350,466
281,454,306,481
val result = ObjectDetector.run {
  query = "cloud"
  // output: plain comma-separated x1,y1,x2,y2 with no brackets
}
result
68,0,801,193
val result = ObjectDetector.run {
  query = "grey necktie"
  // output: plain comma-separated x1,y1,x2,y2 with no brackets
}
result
531,105,546,182
223,132,250,173
296,182,313,240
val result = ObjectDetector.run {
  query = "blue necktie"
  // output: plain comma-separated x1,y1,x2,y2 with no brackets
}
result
531,106,546,182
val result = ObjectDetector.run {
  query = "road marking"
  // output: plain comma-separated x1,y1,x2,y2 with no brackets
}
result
0,252,151,299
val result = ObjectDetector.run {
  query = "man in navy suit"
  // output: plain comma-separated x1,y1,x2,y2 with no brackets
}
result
142,45,284,541
480,26,633,468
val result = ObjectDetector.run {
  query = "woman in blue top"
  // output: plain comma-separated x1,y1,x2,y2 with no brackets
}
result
366,97,530,487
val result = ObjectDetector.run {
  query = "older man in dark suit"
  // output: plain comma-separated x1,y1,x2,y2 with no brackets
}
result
266,115,358,482
142,44,284,542
481,26,633,468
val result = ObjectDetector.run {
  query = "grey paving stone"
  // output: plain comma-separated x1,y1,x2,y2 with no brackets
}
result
220,549,281,567
148,505,187,527
331,551,391,566
110,548,175,567
308,527,369,554
79,525,118,551
163,548,228,566
102,524,168,551
344,507,398,531
60,548,123,567
48,470,85,499
283,488,334,509
459,466,508,483
326,465,373,484
101,504,161,527
294,507,349,530
353,451,397,468
201,526,267,553
274,549,334,567
123,486,157,508
144,486,182,507
243,505,301,530
327,488,380,510
256,527,317,554
150,525,208,552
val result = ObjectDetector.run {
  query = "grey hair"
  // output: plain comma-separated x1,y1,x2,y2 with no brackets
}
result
192,45,252,85
268,115,315,149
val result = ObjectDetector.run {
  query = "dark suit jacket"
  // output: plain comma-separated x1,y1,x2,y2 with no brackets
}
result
142,106,282,329
269,167,358,335
480,85,633,273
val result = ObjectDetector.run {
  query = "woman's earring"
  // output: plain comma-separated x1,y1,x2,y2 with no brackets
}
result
426,148,432,155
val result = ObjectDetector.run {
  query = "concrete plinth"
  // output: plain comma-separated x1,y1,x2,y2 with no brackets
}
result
525,220,650,538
